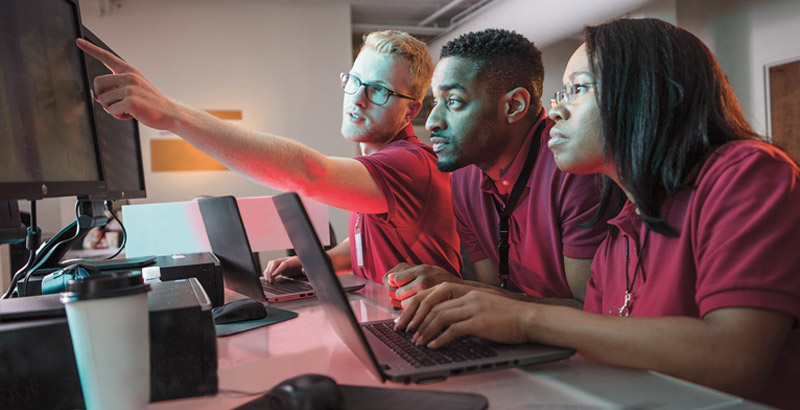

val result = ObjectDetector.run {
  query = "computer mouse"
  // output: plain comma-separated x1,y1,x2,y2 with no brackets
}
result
212,298,268,324
267,374,344,410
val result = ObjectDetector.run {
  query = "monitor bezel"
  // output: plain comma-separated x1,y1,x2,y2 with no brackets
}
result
80,26,147,202
0,0,106,201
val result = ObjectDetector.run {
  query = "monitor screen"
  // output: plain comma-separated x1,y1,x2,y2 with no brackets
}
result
0,0,105,200
81,27,146,201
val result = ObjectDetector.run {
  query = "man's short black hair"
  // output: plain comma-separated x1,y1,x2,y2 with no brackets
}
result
440,29,544,107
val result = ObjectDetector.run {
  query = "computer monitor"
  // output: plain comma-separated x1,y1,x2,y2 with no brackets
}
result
81,26,146,201
0,0,105,201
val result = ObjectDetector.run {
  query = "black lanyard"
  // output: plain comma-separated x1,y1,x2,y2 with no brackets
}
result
492,121,545,289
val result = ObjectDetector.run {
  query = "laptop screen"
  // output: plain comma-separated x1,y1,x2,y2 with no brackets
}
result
274,192,386,381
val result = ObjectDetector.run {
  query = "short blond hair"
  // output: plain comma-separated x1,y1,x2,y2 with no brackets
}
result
361,30,434,101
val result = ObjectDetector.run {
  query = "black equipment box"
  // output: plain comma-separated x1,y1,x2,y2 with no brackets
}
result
156,252,224,307
20,252,224,308
0,278,218,409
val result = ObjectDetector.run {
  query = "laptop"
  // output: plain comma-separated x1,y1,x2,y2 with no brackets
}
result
273,192,575,384
197,196,364,303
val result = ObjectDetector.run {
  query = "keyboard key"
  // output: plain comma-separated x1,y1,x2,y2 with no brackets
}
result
365,321,497,368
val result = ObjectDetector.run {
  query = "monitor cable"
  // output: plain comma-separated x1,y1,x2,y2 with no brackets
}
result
102,200,127,260
1,200,41,299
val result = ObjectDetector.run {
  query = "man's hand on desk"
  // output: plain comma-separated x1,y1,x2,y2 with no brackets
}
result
394,283,524,348
383,263,463,310
263,256,305,284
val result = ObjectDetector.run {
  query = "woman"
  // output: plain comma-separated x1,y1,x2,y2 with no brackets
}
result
395,18,800,408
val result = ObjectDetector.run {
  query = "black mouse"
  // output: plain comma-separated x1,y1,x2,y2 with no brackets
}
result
236,374,344,410
212,298,268,324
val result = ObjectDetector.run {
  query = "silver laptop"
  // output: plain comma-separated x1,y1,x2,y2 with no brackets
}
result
273,192,575,384
197,196,364,303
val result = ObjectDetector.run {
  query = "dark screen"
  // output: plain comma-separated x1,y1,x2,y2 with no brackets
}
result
0,0,104,200
82,27,146,200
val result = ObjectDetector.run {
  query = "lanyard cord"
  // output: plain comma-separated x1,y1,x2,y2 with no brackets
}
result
492,120,546,289
619,228,650,316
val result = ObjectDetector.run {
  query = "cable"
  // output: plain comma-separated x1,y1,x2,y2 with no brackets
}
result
61,201,128,264
21,200,83,294
103,200,126,260
31,200,82,267
1,200,41,299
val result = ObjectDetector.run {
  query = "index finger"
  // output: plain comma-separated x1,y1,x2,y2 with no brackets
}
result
394,288,429,331
76,38,133,74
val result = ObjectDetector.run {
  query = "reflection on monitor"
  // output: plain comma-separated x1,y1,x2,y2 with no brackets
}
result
0,0,104,200
81,27,146,201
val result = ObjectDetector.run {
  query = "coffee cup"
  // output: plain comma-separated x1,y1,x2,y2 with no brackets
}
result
61,271,151,410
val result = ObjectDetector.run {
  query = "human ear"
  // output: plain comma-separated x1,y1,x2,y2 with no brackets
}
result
404,99,423,124
504,87,531,124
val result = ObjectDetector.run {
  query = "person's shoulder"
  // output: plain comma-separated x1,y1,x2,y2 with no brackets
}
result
361,137,432,164
450,164,482,184
702,139,799,178
381,137,435,159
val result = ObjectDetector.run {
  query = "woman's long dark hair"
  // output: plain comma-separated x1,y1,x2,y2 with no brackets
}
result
584,18,760,235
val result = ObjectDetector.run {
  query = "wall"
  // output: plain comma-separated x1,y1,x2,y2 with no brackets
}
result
676,0,800,136
56,0,354,240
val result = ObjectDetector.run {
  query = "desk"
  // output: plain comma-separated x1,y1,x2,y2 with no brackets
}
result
151,279,765,410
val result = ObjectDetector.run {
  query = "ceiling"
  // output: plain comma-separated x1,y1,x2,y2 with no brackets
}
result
341,0,659,56
93,0,657,54
348,0,496,42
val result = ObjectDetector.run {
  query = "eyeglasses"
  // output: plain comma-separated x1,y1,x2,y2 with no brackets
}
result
550,82,596,108
340,73,416,106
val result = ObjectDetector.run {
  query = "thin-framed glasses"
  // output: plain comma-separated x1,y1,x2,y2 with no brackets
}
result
550,82,596,108
340,73,416,106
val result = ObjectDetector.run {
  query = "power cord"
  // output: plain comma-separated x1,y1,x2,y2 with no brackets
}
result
1,200,41,299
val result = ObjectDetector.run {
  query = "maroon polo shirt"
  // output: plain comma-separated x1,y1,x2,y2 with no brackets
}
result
585,140,800,408
350,124,462,283
451,114,608,298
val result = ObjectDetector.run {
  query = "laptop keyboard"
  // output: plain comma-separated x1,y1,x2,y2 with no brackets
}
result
365,321,497,368
260,278,313,295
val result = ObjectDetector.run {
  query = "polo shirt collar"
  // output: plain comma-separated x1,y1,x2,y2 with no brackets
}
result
479,111,547,196
394,123,416,142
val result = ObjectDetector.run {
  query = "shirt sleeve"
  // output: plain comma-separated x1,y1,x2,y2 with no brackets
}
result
556,171,610,259
354,141,432,228
693,147,800,320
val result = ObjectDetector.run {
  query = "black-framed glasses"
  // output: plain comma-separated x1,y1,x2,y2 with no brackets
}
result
550,82,596,108
340,73,416,106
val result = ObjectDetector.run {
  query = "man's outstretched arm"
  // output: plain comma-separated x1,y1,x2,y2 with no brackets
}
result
76,38,388,214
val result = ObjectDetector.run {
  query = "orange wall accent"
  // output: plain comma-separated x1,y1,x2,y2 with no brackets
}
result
205,110,243,120
150,109,241,171
150,139,229,171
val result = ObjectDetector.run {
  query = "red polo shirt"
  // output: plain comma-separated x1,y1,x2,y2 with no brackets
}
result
450,115,608,297
585,140,800,408
350,124,462,283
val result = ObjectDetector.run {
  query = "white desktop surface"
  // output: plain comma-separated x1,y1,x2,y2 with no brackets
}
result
150,279,766,410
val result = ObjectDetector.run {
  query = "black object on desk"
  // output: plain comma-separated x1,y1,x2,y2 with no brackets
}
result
156,252,224,307
234,373,488,410
214,304,299,337
0,278,218,409
19,255,156,296
213,298,269,323
20,252,225,308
